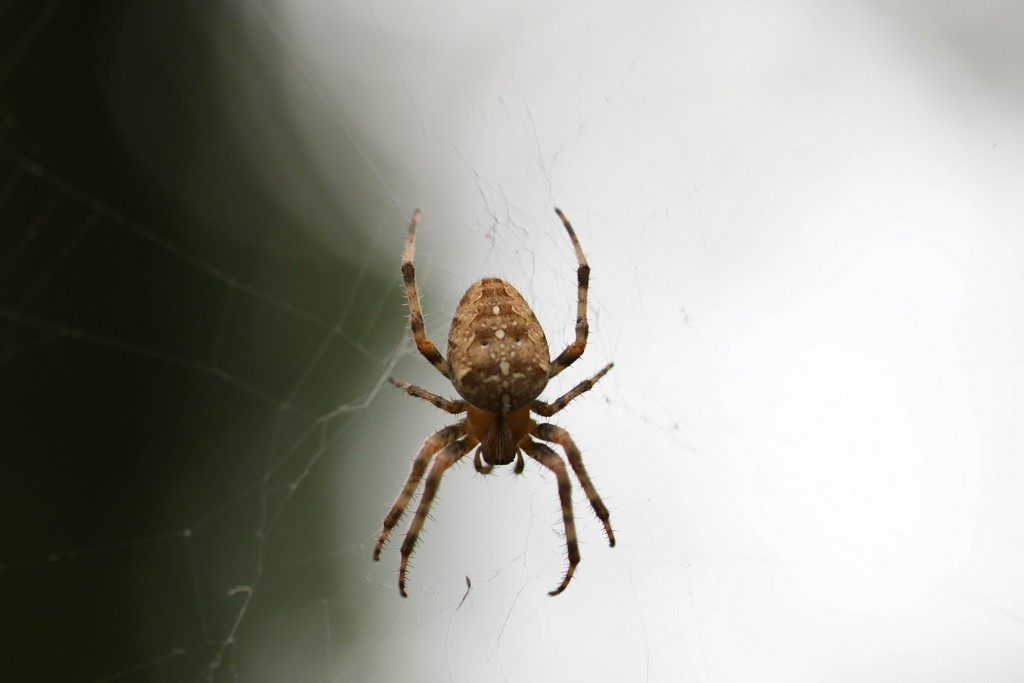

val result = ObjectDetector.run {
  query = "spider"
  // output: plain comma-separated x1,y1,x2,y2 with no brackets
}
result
373,208,615,597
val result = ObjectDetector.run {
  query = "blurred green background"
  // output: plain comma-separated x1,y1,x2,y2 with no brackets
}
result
1,2,405,679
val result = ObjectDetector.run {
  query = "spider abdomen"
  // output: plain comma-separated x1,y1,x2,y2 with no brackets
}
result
447,277,550,414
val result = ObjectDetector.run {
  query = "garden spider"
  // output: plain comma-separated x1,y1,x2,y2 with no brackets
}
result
373,208,614,597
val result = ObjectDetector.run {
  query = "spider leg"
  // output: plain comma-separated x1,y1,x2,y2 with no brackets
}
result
548,208,590,379
398,437,474,597
402,209,452,379
473,447,494,474
522,439,579,596
532,362,613,417
389,378,466,414
533,423,615,547
374,423,463,561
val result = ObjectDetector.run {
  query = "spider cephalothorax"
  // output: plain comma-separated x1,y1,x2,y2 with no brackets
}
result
374,208,614,597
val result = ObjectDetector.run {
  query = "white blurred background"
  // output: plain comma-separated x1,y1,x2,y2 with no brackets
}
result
3,0,1024,681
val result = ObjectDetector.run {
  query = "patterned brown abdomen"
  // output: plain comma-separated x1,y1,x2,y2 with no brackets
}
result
447,278,550,413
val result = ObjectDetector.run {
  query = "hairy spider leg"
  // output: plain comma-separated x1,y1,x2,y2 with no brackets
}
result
548,208,591,379
398,438,474,597
534,422,615,547
532,363,613,417
402,210,452,379
389,378,466,414
522,440,580,596
373,423,464,560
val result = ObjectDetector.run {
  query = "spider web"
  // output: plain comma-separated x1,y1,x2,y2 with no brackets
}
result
5,1,1024,682
0,2,413,680
1,2,631,680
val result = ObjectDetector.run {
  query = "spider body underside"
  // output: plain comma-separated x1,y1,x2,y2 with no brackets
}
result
374,208,614,597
